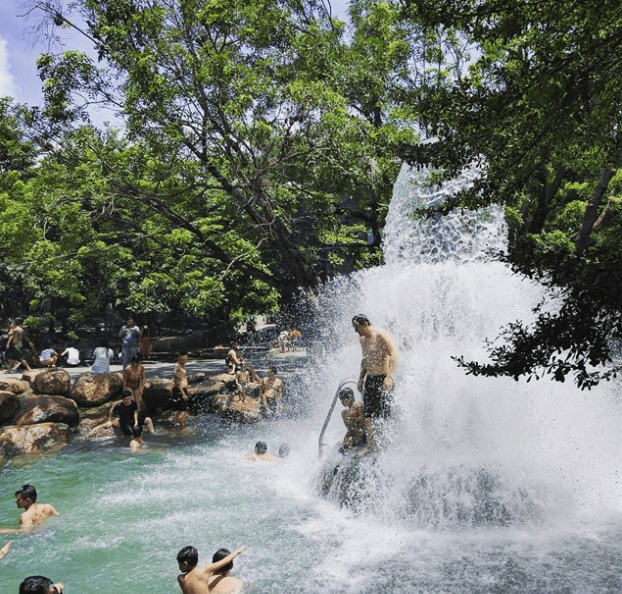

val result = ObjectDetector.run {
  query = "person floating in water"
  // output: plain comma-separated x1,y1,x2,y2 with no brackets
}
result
19,575,64,594
352,314,398,457
248,441,279,462
177,545,246,594
0,484,59,534
339,387,367,452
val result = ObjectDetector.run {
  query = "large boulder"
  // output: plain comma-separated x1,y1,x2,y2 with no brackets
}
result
0,391,20,424
26,368,71,396
143,377,174,411
10,394,79,428
71,372,123,407
0,422,69,459
77,417,117,440
0,376,29,395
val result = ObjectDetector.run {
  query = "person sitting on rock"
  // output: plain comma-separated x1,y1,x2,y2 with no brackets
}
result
260,367,284,415
19,575,64,594
234,363,262,403
339,387,367,452
248,441,279,462
0,484,59,534
177,545,246,594
107,390,155,437
226,342,243,375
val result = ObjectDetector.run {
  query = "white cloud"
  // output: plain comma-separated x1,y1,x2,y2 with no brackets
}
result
0,35,17,99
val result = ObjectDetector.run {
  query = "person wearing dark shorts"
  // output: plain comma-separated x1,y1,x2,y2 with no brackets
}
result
352,314,398,457
108,391,154,436
363,374,393,419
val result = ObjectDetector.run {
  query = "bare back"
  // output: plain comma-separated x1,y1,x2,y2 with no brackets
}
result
21,503,59,530
179,570,243,594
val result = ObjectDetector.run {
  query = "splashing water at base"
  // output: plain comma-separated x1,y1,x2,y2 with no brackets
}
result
1,165,620,593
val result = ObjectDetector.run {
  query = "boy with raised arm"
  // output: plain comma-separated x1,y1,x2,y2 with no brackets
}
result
0,484,59,534
177,545,246,594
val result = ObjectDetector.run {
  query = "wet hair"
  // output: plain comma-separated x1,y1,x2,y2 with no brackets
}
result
339,387,355,402
15,484,37,502
177,545,199,568
352,314,371,326
19,575,54,594
132,425,143,438
254,441,267,455
212,548,233,573
279,443,290,458
122,390,133,399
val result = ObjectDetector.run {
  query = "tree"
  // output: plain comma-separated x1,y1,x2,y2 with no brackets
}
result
400,0,622,388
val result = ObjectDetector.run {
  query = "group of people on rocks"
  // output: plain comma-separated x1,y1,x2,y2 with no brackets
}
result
0,484,247,594
226,343,284,416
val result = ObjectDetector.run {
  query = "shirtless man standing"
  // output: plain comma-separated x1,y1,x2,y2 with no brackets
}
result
339,387,367,451
5,319,35,373
0,484,59,534
172,351,190,428
352,314,398,457
260,367,283,415
177,545,246,594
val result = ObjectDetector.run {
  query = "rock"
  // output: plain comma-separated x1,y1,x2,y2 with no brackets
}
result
10,394,79,428
188,372,207,385
143,377,174,410
220,399,260,424
0,422,69,459
0,376,29,395
0,391,20,424
77,417,117,440
28,368,72,396
71,372,123,407
210,373,238,389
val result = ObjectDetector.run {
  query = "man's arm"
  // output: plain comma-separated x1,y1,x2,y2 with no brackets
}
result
201,546,246,575
357,355,368,393
380,331,398,390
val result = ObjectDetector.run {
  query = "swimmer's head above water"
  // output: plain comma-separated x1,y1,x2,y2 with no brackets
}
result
212,548,234,573
177,545,199,571
254,441,267,455
339,387,355,405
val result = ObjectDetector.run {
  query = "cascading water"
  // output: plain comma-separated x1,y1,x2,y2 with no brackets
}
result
1,164,620,594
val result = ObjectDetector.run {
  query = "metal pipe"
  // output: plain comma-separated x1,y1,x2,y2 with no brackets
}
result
318,378,357,458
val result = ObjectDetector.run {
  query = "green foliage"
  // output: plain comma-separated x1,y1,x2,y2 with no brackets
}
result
403,0,622,387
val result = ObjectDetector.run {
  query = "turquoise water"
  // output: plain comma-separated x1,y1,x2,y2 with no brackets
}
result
1,411,620,594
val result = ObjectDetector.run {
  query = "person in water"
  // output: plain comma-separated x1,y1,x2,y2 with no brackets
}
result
19,575,64,594
107,391,155,437
177,545,246,594
0,484,59,534
339,387,367,451
129,424,145,451
248,441,278,462
352,314,398,457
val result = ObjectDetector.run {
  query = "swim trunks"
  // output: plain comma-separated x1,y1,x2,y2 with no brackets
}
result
363,374,392,419
170,388,188,411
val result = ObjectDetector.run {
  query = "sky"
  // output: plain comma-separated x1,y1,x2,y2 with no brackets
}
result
0,0,350,114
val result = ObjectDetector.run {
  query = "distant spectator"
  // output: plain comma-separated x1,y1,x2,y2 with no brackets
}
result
91,339,114,373
139,324,151,359
58,345,80,367
118,316,141,369
38,346,59,368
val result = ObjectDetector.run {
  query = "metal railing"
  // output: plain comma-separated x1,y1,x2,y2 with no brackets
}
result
318,378,357,458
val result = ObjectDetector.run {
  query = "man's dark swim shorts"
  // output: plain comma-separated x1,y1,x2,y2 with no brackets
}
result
363,374,392,419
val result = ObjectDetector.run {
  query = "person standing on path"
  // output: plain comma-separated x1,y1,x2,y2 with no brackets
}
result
118,316,141,369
